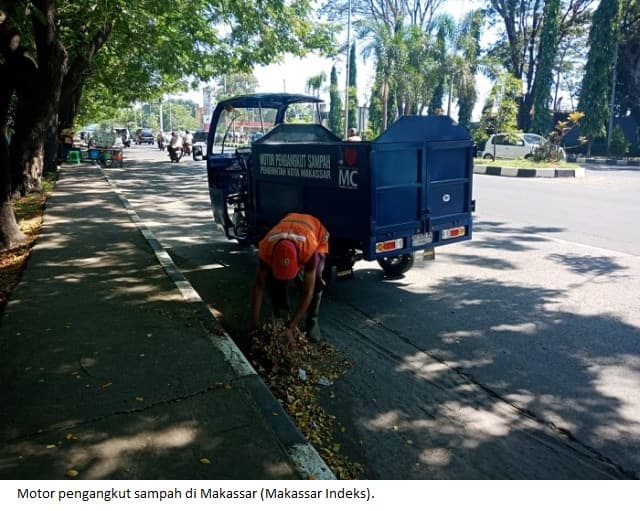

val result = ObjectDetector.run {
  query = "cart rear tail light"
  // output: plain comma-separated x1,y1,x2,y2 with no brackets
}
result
441,226,466,240
376,238,403,253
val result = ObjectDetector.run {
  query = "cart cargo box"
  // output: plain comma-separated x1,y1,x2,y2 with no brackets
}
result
206,93,475,277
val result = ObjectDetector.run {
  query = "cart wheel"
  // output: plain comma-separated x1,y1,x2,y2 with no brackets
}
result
378,254,414,276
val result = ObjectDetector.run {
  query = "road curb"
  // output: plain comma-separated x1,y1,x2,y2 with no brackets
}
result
474,164,586,178
101,169,335,481
570,157,640,166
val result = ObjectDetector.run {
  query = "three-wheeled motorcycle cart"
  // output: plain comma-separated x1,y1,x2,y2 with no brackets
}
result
205,93,475,279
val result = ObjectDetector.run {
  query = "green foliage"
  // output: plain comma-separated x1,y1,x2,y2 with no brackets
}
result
360,18,439,128
486,0,596,129
473,100,493,149
328,65,343,136
360,19,397,130
578,0,622,141
533,111,585,162
63,0,337,126
305,72,327,98
480,72,521,136
91,122,117,147
163,101,198,131
215,73,259,101
617,0,640,124
609,125,628,156
428,16,451,115
285,104,315,123
531,0,561,135
454,10,483,130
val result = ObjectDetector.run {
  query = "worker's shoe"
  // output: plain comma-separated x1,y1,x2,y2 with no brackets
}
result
304,291,323,342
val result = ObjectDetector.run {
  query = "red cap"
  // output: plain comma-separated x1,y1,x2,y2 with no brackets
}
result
271,240,299,280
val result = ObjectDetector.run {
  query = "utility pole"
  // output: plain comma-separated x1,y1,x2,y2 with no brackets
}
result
344,0,352,139
606,39,619,155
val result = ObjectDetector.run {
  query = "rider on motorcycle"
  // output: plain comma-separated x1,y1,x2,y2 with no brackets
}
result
183,130,193,156
168,131,183,161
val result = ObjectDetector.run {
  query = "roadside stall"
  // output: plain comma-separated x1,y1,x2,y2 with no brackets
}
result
87,124,125,168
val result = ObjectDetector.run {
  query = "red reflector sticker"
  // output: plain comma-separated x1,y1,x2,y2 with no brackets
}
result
441,226,466,240
376,238,403,253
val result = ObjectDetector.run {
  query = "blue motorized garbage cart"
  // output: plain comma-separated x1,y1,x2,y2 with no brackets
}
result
205,93,475,278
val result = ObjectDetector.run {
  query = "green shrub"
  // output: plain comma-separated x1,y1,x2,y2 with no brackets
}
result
609,125,628,156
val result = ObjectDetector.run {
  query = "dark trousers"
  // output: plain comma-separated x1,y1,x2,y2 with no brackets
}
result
267,255,326,340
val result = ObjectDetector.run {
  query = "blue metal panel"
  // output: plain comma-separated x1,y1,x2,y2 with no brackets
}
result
365,118,474,260
370,146,421,232
250,140,372,243
374,115,470,144
242,113,474,261
425,141,474,232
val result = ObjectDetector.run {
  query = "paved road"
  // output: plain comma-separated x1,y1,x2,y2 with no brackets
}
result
105,147,640,479
474,167,640,255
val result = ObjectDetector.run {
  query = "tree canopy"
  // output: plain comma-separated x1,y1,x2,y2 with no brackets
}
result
578,0,621,144
0,0,337,249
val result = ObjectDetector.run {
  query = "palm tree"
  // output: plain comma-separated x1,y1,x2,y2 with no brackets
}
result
305,72,327,98
361,19,406,130
361,20,389,130
450,10,483,130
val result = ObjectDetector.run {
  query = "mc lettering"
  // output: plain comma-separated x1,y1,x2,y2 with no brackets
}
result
339,169,358,189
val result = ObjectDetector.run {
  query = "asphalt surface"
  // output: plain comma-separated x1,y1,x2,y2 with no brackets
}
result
0,162,334,480
98,147,640,480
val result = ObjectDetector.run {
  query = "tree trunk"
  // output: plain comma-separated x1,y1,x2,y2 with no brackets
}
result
45,61,86,173
10,0,67,196
58,66,86,129
9,95,46,196
47,21,112,171
0,14,27,248
0,113,26,249
0,77,25,248
10,54,66,195
518,93,533,132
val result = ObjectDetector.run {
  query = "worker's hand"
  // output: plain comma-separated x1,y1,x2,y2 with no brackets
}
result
283,325,297,350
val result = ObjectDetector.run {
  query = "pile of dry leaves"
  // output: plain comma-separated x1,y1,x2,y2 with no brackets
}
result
249,321,364,479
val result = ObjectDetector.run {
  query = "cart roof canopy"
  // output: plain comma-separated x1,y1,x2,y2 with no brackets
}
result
216,93,323,110
374,115,471,144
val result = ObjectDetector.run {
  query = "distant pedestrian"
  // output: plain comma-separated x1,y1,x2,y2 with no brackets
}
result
346,127,362,141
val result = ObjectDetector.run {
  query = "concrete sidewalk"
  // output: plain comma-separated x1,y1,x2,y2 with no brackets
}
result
0,164,333,480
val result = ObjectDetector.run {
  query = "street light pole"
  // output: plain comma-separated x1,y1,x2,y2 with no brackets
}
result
606,38,619,156
344,0,351,139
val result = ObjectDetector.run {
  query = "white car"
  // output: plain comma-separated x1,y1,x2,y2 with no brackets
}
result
482,132,564,161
